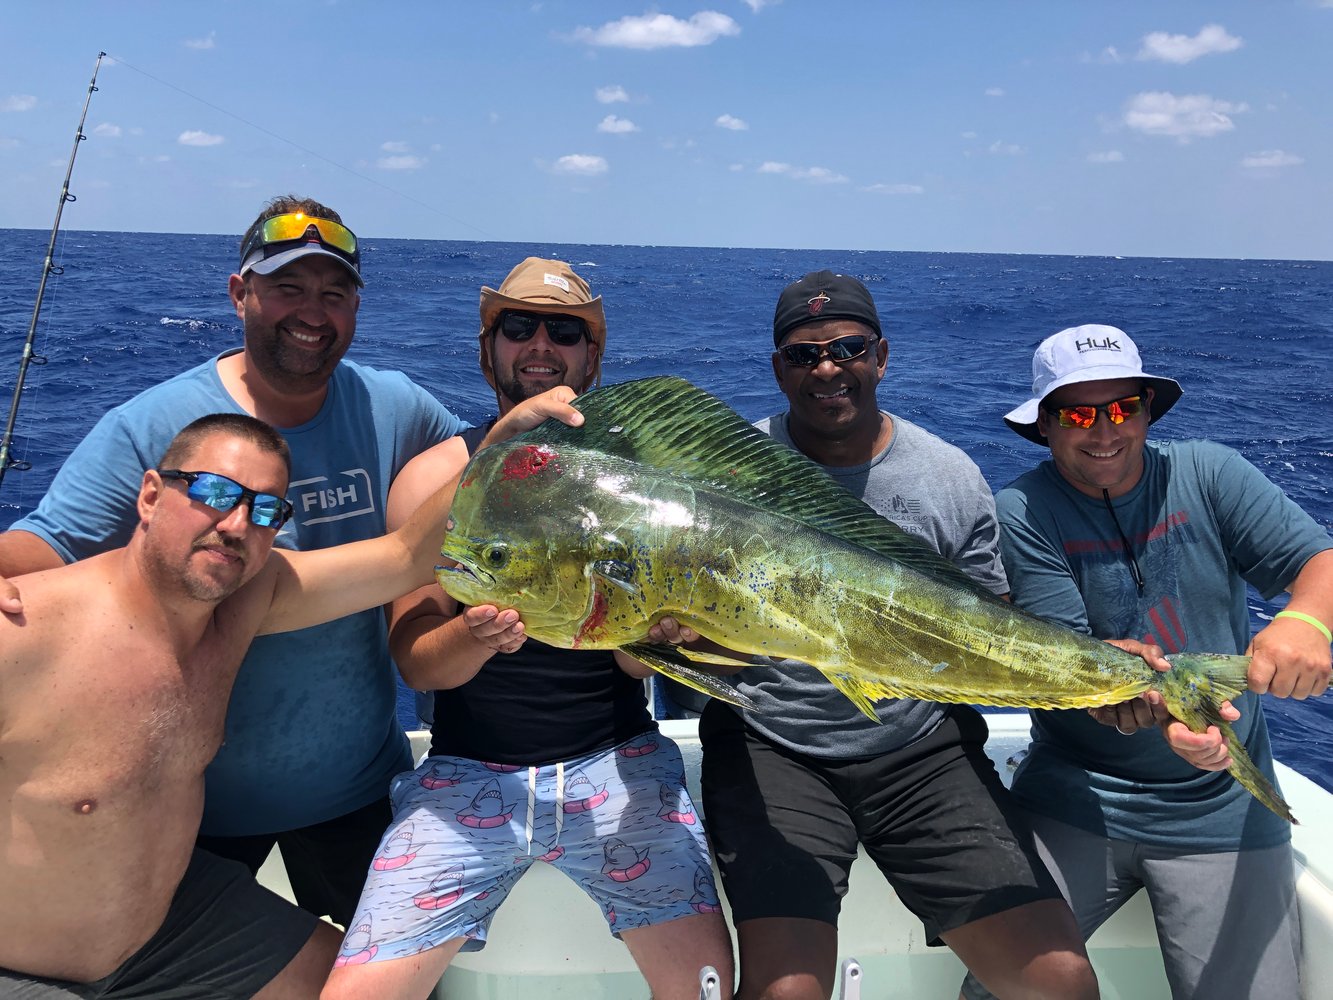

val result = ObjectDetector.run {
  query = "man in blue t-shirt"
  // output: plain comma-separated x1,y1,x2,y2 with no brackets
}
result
0,195,467,926
963,324,1333,1000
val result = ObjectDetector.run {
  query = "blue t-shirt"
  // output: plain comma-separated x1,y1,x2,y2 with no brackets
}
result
10,351,464,834
997,439,1332,850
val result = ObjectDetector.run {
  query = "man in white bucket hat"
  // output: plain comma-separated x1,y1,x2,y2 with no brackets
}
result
962,324,1333,1000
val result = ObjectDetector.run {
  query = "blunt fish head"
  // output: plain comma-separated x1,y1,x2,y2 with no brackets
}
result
435,441,597,633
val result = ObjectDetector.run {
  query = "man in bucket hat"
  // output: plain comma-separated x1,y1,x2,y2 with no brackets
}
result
963,324,1333,999
324,259,733,1000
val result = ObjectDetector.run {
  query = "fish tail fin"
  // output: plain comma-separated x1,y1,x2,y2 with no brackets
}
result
1159,653,1296,824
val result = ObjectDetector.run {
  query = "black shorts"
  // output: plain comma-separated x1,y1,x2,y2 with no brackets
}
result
0,849,317,998
196,794,392,926
699,702,1062,945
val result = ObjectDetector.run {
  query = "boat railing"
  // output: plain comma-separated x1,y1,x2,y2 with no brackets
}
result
256,713,1333,999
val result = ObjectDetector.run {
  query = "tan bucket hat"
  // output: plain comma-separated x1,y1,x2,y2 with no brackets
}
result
478,257,607,390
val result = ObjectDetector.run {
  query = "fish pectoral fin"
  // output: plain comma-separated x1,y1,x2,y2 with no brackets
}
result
672,646,755,669
621,642,759,714
592,559,640,598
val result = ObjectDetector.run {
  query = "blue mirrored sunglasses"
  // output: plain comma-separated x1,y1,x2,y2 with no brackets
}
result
158,469,294,530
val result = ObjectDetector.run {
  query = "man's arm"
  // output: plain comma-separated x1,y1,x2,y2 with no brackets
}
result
385,437,527,691
0,531,66,615
257,388,582,637
1246,548,1333,699
1161,547,1333,772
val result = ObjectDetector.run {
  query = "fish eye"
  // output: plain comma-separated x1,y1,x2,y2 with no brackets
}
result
484,545,509,569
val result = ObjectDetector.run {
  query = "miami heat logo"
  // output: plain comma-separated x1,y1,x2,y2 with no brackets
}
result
807,290,830,317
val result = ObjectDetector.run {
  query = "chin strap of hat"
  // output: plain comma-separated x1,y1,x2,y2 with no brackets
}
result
1102,489,1145,595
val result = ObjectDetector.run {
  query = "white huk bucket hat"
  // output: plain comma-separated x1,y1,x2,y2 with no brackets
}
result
1004,324,1183,445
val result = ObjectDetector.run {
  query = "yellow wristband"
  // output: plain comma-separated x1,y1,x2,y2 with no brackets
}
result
1274,610,1333,645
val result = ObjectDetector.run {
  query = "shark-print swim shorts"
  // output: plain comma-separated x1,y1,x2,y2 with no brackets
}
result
333,733,720,966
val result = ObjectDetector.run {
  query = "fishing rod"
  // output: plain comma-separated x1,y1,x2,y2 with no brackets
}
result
0,51,106,493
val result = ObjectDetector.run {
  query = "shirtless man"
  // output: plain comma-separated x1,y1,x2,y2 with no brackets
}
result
1,399,577,997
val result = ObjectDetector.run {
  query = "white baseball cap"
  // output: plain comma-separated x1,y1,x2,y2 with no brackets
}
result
1004,324,1182,445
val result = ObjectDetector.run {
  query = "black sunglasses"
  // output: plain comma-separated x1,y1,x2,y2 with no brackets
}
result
496,311,588,347
779,334,877,368
158,469,294,530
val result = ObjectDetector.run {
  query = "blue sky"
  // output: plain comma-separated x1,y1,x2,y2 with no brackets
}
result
2,2,1331,259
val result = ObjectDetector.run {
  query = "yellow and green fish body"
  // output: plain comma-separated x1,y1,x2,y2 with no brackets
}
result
438,377,1291,822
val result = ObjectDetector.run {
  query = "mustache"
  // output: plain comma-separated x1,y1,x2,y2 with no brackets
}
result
193,533,247,559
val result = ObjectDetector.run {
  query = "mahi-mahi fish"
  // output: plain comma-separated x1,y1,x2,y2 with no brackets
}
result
437,376,1293,822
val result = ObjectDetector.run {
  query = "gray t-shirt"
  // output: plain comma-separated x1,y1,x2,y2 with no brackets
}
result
725,410,1009,758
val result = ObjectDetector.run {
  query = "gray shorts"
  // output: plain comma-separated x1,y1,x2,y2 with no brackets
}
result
962,812,1300,1000
0,849,319,999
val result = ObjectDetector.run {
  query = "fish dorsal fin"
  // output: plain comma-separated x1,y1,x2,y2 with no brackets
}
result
520,376,988,594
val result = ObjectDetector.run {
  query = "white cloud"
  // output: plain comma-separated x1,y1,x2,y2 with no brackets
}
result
715,114,748,131
574,11,740,49
381,140,411,153
1241,149,1304,168
758,161,848,184
596,85,629,104
378,155,425,170
1138,24,1242,64
598,115,639,134
728,163,744,171
1087,150,1125,163
985,87,1005,98
0,137,19,149
178,130,224,147
1,95,37,112
988,140,1023,155
552,154,609,176
184,31,216,50
1081,46,1123,64
742,0,778,10
863,182,924,195
92,123,122,138
1124,92,1246,139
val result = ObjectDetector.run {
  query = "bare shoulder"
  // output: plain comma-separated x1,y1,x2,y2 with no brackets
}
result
1,557,120,691
387,435,472,528
216,554,285,636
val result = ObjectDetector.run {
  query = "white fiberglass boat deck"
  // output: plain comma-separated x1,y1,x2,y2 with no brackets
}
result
259,714,1333,999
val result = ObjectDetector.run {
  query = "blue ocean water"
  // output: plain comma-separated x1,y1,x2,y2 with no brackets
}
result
2,229,1331,787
